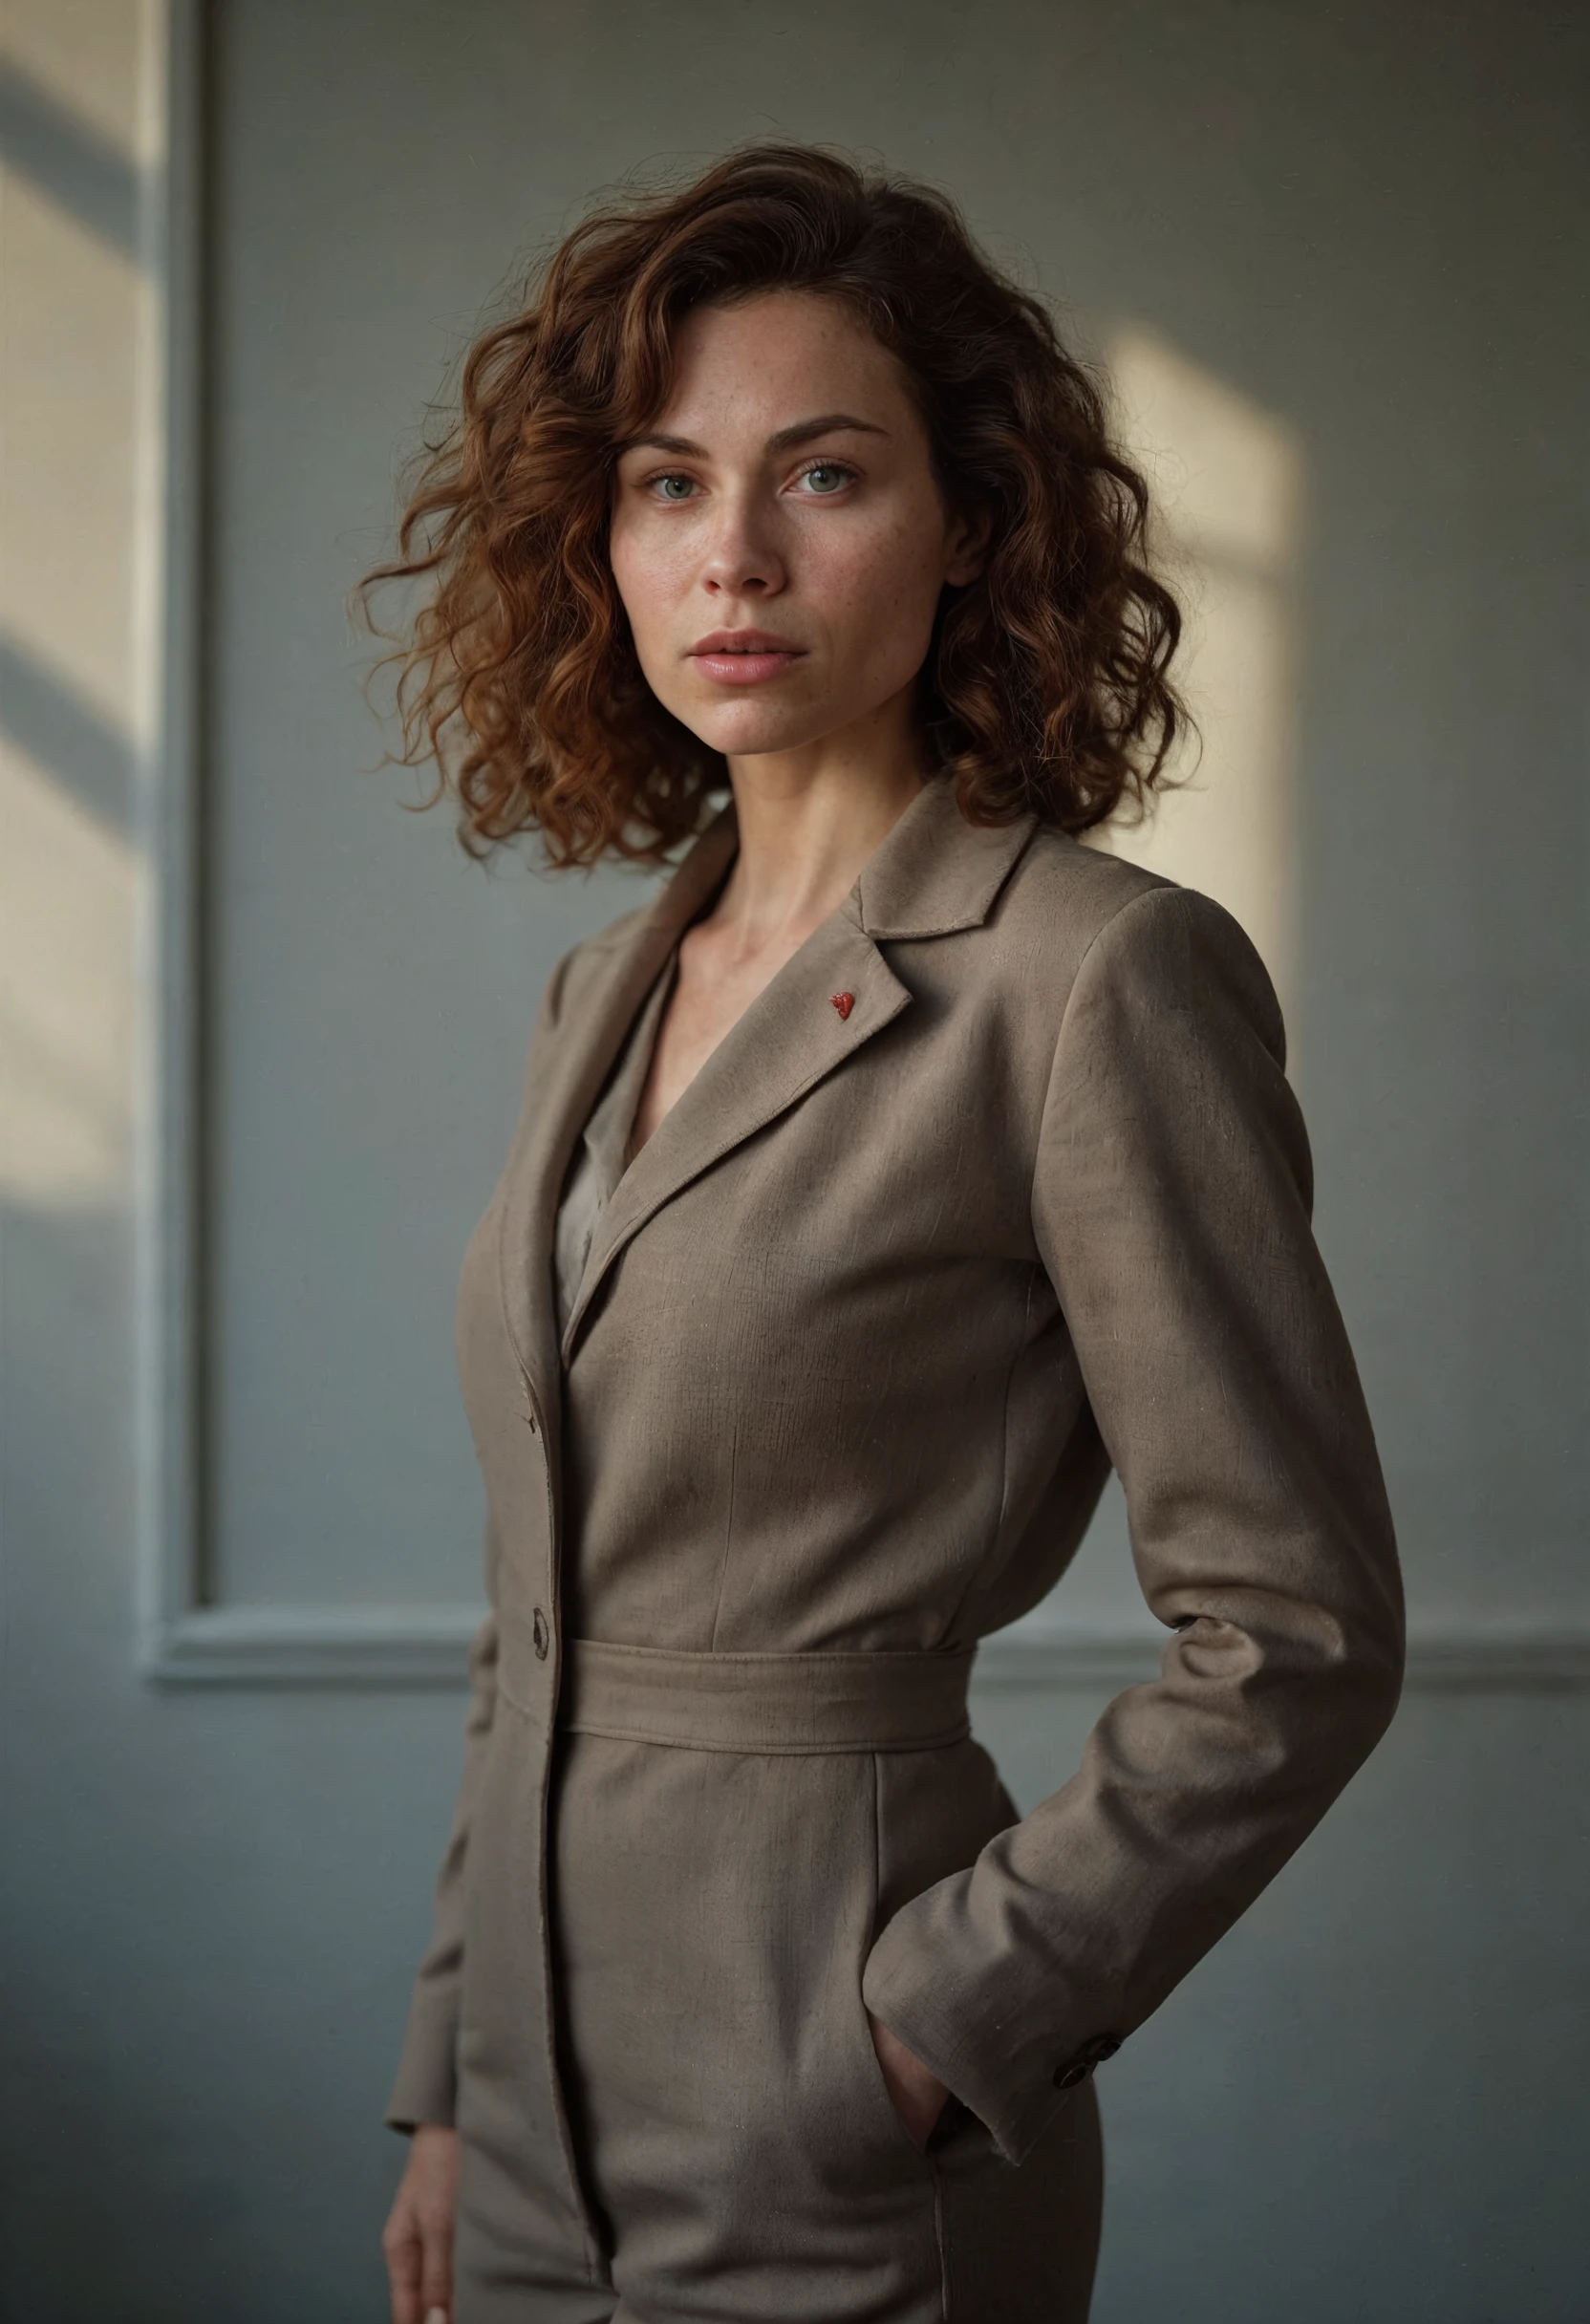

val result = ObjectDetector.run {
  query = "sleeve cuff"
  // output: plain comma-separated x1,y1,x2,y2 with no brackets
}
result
863,1880,1071,2167
383,1981,461,2132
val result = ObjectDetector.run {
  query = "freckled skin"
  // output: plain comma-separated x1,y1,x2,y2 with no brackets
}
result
610,290,981,765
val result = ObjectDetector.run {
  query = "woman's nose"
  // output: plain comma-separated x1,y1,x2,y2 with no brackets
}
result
700,494,785,596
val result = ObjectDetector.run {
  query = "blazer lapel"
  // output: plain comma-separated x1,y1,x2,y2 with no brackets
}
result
558,775,1039,1364
496,806,740,1425
559,905,912,1361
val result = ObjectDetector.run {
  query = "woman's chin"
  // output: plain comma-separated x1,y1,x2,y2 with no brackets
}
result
674,699,839,764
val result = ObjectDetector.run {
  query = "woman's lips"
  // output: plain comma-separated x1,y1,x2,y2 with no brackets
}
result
688,633,808,685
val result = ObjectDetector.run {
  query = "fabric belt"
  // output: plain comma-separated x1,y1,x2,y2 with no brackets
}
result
558,1637,976,1755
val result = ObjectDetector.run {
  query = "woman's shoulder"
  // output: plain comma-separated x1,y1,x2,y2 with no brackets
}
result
538,896,657,1031
991,822,1178,983
1006,823,1170,939
994,826,1284,1061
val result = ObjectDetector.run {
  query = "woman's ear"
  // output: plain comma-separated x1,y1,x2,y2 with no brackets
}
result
944,504,993,588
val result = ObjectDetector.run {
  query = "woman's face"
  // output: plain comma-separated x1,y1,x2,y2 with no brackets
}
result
610,290,982,767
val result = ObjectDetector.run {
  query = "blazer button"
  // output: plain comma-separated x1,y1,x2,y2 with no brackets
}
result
532,1608,550,1660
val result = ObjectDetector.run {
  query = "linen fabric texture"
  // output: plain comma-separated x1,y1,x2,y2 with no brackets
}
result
386,777,1404,2322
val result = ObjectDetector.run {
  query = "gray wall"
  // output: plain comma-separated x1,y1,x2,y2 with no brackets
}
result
3,2,1587,2316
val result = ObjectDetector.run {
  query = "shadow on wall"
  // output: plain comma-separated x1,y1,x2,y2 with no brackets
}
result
0,652,141,1212
0,45,155,1218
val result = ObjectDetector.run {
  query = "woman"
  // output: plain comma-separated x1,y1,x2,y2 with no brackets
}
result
371,146,1403,2324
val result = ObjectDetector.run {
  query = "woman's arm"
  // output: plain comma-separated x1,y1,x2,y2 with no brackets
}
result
863,882,1405,2164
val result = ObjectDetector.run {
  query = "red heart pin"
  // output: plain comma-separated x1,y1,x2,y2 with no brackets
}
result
830,991,855,1020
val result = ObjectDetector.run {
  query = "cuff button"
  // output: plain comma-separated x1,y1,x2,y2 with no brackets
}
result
1054,2033,1123,2089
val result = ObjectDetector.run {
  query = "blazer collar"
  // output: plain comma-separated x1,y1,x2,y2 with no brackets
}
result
847,773,1038,939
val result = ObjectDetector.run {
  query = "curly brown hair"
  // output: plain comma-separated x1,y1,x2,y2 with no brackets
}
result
359,143,1184,867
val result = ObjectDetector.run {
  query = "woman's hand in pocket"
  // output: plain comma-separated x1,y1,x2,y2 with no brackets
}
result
868,2012,950,2152
383,2122,458,2324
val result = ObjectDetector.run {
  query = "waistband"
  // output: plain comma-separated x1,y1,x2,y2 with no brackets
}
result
557,1638,975,1755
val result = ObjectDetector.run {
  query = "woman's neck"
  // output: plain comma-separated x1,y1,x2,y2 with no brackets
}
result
715,702,927,964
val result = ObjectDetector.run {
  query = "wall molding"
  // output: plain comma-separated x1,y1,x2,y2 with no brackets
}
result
134,1,1589,1704
151,1604,487,1689
136,0,208,1685
149,1610,1590,1692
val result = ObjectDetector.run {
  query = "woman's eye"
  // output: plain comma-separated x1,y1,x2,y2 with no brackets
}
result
798,463,853,496
652,473,698,501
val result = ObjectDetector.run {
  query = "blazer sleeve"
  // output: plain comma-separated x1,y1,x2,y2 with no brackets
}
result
384,1559,500,2131
862,882,1405,2165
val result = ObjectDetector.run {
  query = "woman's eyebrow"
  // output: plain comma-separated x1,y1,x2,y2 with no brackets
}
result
765,413,888,452
620,414,889,459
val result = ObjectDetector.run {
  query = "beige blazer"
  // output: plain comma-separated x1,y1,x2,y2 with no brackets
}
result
388,776,1404,2323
